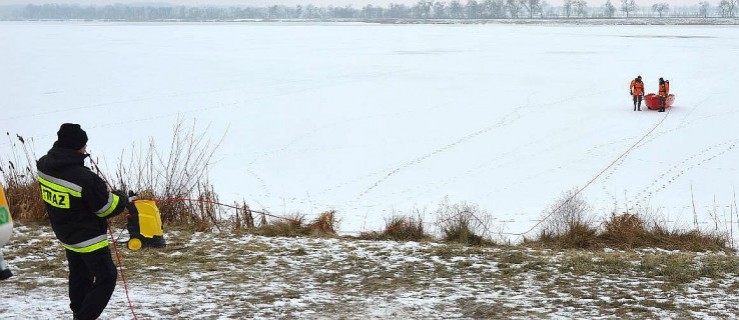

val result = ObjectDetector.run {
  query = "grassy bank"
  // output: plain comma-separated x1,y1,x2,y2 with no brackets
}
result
3,222,739,319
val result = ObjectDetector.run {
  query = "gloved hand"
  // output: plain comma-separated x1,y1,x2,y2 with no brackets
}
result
112,190,128,199
112,190,130,213
630,91,633,95
127,190,137,202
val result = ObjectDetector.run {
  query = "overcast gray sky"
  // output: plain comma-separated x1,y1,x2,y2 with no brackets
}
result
4,0,705,8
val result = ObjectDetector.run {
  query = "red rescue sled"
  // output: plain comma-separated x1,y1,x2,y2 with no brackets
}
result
645,93,675,110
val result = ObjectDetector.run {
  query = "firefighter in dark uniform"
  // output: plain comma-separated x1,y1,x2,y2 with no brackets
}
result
36,123,129,320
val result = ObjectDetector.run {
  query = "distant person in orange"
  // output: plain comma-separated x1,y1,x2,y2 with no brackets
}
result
658,77,669,112
629,75,644,111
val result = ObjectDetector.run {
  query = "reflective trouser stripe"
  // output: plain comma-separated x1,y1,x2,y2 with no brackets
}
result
95,193,120,218
62,235,109,253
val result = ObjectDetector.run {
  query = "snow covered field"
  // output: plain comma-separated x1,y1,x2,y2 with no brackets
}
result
1,21,738,242
2,20,739,320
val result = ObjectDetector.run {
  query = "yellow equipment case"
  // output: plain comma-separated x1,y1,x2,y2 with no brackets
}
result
126,199,166,250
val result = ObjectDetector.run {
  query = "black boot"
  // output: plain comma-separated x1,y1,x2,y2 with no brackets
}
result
0,257,11,280
0,268,12,280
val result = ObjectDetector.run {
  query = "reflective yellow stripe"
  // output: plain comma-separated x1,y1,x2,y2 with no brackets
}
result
40,183,71,209
96,193,120,218
62,239,109,253
38,176,82,198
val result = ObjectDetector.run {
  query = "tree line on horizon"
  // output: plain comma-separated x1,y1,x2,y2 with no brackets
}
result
2,0,737,20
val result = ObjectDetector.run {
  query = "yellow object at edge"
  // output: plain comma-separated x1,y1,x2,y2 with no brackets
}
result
127,238,142,251
134,200,163,238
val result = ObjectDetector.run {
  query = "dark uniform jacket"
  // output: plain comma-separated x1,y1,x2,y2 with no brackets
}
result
36,147,127,253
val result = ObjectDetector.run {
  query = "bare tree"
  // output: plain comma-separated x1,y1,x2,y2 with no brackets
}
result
698,1,710,17
506,0,523,17
519,0,542,18
432,1,448,18
448,0,464,18
604,0,616,17
412,0,433,18
387,3,411,18
361,4,384,18
621,0,637,17
539,0,550,17
467,0,481,18
303,4,321,19
480,0,505,18
719,0,737,17
573,0,587,17
563,0,573,17
652,2,669,17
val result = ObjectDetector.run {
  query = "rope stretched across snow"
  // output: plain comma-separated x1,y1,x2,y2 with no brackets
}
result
499,107,673,237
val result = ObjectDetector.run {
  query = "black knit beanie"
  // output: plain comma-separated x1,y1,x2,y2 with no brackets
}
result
54,123,88,150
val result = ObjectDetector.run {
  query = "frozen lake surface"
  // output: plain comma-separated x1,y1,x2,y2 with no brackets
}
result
2,21,738,241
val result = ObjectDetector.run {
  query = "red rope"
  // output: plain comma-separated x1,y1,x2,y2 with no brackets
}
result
500,107,672,237
155,197,423,236
151,197,301,224
108,223,138,320
88,157,138,320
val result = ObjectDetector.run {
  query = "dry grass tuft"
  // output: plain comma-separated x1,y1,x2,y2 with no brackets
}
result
1,133,45,222
600,212,728,251
534,222,600,249
645,226,728,252
229,202,255,231
528,189,599,249
358,215,429,241
441,216,488,246
251,213,307,237
601,212,647,247
307,210,338,236
529,191,731,252
436,201,494,246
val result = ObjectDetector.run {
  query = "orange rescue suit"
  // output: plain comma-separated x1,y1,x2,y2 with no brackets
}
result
659,81,670,97
630,79,644,96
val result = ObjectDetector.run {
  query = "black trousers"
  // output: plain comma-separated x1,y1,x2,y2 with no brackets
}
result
65,247,117,320
632,95,642,107
659,95,666,111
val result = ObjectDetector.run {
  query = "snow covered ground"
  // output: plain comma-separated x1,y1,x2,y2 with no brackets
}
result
1,21,738,241
0,22,739,240
2,223,738,319
2,20,739,320
5,22,739,242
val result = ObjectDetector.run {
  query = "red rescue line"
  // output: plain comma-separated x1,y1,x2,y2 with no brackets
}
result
88,157,138,320
501,107,671,237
